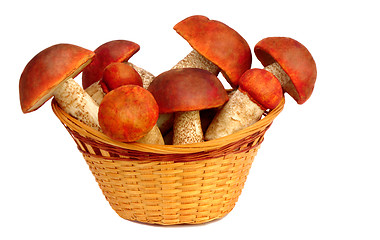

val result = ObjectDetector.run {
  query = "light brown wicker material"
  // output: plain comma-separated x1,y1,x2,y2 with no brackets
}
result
51,97,284,225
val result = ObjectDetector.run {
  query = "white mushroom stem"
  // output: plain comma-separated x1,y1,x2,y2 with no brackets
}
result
264,62,299,100
85,81,105,105
138,109,165,144
136,125,164,145
172,49,220,75
85,63,155,105
173,111,204,145
54,78,100,131
205,90,264,141
128,63,155,89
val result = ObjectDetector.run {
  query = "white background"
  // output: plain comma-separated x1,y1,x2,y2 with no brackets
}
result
2,0,379,239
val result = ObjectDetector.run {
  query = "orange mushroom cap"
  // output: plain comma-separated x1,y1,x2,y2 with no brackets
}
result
239,69,283,110
148,68,229,114
82,40,140,89
254,37,317,104
98,85,159,142
100,62,143,93
19,43,95,113
174,15,252,88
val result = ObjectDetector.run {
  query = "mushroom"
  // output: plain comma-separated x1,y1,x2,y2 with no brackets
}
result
82,40,139,89
148,68,228,145
156,15,252,135
205,37,317,140
205,69,283,140
172,15,252,87
82,41,164,144
100,62,143,94
19,43,101,131
254,37,317,104
83,40,155,104
98,85,159,143
99,62,164,145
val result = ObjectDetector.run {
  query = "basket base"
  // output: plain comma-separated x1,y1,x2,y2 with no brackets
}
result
83,146,258,225
116,206,233,225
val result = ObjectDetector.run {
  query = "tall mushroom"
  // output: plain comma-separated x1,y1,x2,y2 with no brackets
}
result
156,15,252,135
83,40,155,104
98,85,159,143
172,15,252,87
19,43,100,131
148,68,228,145
205,37,317,140
205,69,283,140
254,37,317,104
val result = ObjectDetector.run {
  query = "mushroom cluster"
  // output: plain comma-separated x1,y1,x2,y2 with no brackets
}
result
19,15,317,146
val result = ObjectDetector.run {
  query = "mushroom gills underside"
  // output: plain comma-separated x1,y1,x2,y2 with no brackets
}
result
264,62,299,101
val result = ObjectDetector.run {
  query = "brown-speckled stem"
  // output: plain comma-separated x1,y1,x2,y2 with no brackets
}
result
173,111,203,145
54,78,100,131
172,49,220,75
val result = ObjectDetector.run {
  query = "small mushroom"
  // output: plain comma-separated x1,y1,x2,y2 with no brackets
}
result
83,43,164,145
254,37,317,104
148,68,228,145
83,40,155,104
100,62,143,94
205,69,283,140
19,43,101,131
172,15,252,87
98,85,159,143
82,40,139,89
99,62,164,145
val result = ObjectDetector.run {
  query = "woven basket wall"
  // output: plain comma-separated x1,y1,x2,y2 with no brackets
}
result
51,97,284,225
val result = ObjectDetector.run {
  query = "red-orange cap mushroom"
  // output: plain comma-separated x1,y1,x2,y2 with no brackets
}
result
148,68,228,144
173,15,252,87
239,69,283,110
148,68,228,113
82,40,140,89
254,37,317,104
100,62,143,93
20,44,94,113
98,85,159,142
205,69,283,141
19,43,100,130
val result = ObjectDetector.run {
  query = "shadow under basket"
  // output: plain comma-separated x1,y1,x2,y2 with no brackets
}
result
51,97,284,225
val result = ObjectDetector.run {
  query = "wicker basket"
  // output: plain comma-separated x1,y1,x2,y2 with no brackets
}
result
51,97,285,225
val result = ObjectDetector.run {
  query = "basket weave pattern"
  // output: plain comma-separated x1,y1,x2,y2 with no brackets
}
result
52,98,284,225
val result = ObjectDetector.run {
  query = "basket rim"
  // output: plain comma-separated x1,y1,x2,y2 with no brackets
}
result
51,97,285,154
